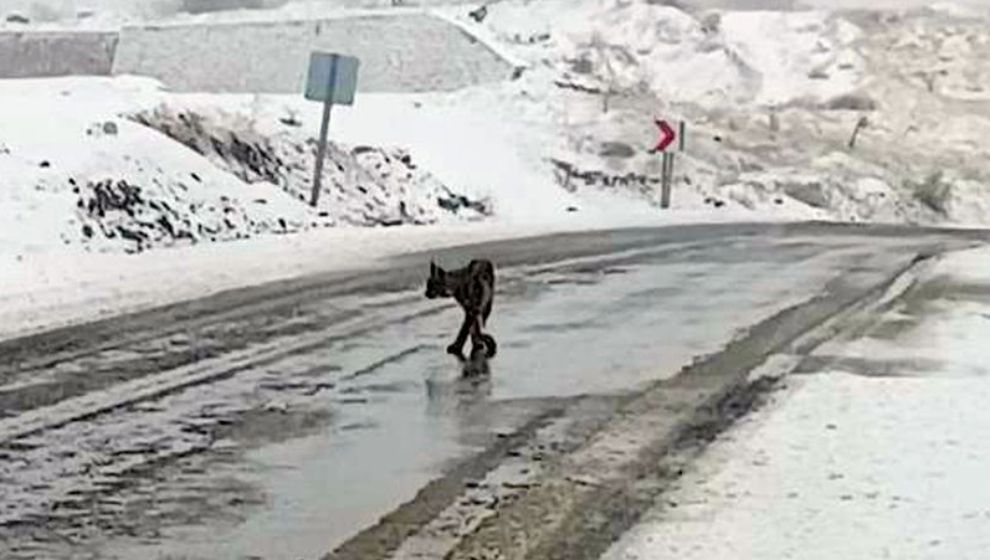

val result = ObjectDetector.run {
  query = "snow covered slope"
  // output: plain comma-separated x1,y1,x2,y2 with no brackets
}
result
438,0,990,225
0,77,488,255
5,1,990,242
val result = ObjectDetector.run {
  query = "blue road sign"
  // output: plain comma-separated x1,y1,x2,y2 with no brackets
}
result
305,52,359,105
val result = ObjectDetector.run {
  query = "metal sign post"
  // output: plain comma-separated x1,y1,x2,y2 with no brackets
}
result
304,52,360,208
660,152,674,208
652,118,685,209
311,73,336,208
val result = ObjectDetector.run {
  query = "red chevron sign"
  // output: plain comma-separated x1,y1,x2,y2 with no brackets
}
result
653,118,677,152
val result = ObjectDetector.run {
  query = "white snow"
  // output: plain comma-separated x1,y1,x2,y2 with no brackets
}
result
438,0,990,226
0,0,988,554
0,69,781,340
0,0,989,339
601,245,990,560
0,76,492,253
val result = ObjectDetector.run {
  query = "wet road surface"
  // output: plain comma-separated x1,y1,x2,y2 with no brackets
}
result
0,223,984,559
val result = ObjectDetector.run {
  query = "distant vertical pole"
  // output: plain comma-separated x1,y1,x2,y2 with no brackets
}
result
659,121,685,209
661,151,672,209
670,152,677,208
310,55,339,208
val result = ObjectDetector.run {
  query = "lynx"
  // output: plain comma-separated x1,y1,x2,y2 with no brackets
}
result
425,259,497,359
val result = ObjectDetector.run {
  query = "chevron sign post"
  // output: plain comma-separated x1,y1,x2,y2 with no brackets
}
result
651,118,685,209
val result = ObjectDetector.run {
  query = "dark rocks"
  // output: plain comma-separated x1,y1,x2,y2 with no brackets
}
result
132,108,285,186
781,179,830,209
568,57,593,75
600,141,636,159
704,196,727,208
550,158,661,197
437,193,491,216
83,180,144,218
553,80,602,95
824,93,878,111
468,5,488,23
279,114,302,127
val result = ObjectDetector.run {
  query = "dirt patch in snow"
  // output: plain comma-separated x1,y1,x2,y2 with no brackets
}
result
132,106,492,227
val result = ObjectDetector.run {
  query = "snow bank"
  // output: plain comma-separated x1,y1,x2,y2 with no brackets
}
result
603,244,990,560
473,0,864,108
437,0,990,227
0,212,779,343
0,77,487,255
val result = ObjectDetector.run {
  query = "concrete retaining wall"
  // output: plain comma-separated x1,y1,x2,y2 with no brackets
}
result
0,12,511,92
113,13,512,93
0,31,117,78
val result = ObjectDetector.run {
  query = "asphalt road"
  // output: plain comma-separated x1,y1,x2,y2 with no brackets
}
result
0,222,984,560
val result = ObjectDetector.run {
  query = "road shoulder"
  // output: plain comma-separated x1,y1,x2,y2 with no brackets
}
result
602,245,990,559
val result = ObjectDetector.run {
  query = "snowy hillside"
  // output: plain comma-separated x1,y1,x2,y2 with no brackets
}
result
4,1,990,250
433,0,990,225
0,78,488,255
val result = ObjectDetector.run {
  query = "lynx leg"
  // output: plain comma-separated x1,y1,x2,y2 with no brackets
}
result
468,313,487,359
447,311,472,358
482,299,493,326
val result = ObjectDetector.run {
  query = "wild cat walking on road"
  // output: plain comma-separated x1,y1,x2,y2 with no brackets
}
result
425,259,497,360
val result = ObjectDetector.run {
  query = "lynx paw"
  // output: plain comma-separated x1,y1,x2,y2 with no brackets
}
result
480,334,497,358
446,344,465,359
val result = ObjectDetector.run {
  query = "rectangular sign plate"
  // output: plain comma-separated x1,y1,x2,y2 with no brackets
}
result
304,52,359,105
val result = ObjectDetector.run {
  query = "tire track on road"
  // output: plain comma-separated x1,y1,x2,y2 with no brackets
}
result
0,301,447,447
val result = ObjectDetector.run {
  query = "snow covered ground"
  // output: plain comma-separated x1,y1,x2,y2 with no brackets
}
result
0,73,771,341
450,0,990,223
1,0,990,339
601,245,990,560
0,76,501,257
